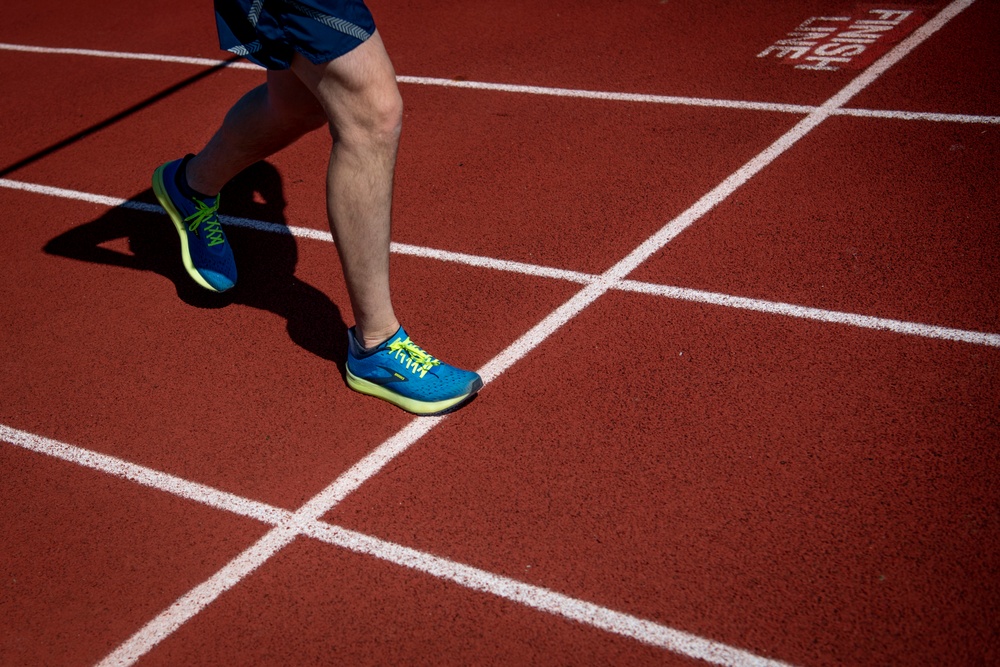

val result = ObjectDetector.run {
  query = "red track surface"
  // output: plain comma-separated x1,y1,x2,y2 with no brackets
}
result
1,1,998,665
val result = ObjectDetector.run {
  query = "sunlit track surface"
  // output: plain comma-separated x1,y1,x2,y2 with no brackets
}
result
3,176,998,349
1,41,998,125
1,0,998,665
1,424,797,667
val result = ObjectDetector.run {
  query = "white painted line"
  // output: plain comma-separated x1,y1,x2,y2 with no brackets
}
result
0,177,335,240
1,41,998,125
3,175,997,347
221,213,332,241
0,178,155,210
396,74,819,114
0,423,794,667
0,41,261,70
618,281,1000,348
390,241,595,284
835,107,1000,124
303,522,797,667
0,424,289,526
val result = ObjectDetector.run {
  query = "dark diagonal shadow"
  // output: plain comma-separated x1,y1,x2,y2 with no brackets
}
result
0,56,241,178
43,161,349,370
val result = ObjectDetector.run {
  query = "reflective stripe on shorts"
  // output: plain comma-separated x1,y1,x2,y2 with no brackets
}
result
214,0,376,69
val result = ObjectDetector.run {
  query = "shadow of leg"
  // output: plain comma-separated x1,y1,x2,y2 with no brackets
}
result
44,161,348,367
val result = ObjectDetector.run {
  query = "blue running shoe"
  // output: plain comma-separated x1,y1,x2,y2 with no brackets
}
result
346,326,483,415
152,157,236,292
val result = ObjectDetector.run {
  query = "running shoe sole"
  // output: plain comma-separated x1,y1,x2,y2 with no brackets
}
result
346,368,483,416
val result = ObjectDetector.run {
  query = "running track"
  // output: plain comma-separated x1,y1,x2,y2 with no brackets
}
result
1,0,998,665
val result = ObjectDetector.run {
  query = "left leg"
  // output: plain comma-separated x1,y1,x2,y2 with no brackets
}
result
152,69,327,292
186,69,328,197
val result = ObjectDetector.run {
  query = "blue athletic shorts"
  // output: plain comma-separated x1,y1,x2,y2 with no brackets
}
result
215,0,376,70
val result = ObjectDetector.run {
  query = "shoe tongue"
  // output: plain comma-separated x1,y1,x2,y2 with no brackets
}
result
175,159,217,204
385,326,407,347
356,326,406,354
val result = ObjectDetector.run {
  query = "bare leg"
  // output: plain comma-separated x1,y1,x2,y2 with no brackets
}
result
185,69,327,196
290,32,403,348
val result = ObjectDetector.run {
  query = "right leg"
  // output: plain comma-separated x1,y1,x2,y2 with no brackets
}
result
289,33,403,349
288,34,482,415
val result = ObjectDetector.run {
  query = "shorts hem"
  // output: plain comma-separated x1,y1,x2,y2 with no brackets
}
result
295,33,371,66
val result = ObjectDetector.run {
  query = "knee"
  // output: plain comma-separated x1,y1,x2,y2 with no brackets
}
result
333,82,403,149
374,87,404,145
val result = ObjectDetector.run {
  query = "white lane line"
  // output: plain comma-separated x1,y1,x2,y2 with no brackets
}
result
835,107,1000,124
303,522,797,667
398,76,1000,125
0,42,261,70
390,241,595,284
619,281,1000,348
0,423,794,667
397,74,819,114
0,178,152,209
1,41,998,125
0,425,289,526
3,175,997,347
6,2,979,662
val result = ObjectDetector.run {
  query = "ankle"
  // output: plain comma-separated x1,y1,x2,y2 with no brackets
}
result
182,154,221,198
355,321,400,349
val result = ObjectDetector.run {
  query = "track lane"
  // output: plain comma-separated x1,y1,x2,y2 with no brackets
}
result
0,444,270,667
630,117,1000,333
0,188,577,510
0,50,801,275
0,423,793,667
329,291,1000,667
0,0,992,664
367,0,857,105
136,538,711,667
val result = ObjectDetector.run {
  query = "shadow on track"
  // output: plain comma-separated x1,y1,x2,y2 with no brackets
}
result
43,161,349,370
0,57,241,179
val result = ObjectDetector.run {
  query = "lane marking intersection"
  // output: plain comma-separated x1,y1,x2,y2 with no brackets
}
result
93,2,984,663
2,176,997,348
0,1,986,664
0,424,796,667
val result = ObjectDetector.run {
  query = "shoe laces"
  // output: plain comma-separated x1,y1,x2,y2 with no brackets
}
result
388,337,440,378
185,197,226,247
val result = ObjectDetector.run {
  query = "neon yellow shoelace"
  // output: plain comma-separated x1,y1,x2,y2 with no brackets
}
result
388,337,441,378
185,197,226,247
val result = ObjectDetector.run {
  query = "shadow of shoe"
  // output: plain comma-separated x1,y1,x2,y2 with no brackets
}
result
44,161,348,370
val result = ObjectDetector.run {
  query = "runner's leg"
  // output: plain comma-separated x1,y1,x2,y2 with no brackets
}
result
185,69,328,196
290,31,402,348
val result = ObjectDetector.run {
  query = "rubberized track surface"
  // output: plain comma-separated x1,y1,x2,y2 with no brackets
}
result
1,1,998,665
